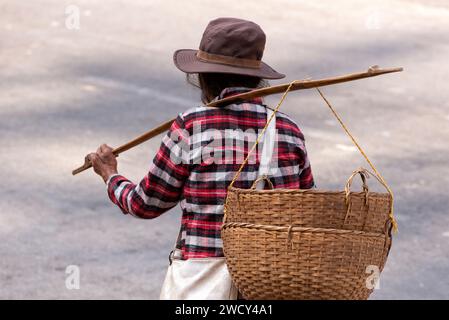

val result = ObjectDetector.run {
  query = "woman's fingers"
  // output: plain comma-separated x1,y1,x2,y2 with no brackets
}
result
86,147,118,182
87,153,102,165
98,144,113,156
87,153,108,178
101,144,113,153
88,144,115,164
96,144,115,162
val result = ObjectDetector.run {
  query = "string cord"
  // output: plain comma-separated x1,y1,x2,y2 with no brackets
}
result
316,88,397,232
228,81,297,188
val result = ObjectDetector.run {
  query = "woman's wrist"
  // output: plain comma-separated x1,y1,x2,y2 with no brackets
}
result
103,170,119,184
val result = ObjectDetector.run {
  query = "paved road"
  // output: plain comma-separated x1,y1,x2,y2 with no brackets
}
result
1,0,448,299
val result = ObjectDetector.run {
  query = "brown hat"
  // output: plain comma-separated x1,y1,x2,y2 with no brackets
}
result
173,17,285,79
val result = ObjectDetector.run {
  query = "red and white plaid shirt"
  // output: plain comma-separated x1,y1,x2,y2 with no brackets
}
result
107,87,314,260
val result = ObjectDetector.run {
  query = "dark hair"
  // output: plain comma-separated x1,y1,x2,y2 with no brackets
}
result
187,73,268,104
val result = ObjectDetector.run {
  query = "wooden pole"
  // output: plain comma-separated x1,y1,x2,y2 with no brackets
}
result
72,66,403,176
71,118,174,175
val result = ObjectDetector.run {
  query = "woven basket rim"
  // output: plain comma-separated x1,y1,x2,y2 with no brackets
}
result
227,186,390,198
222,223,387,237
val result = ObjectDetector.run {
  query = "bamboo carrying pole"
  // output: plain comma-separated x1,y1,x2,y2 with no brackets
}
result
72,66,403,176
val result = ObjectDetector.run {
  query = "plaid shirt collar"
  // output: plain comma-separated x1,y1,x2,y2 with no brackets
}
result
211,87,263,105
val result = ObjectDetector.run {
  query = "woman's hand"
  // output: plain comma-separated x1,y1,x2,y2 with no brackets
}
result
87,144,118,183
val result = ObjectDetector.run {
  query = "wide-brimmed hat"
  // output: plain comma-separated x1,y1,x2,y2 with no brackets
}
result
173,17,285,79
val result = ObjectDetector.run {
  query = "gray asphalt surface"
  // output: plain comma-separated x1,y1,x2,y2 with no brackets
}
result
1,0,448,299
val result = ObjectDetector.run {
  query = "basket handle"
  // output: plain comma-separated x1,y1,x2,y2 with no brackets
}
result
345,167,370,205
250,175,274,190
343,167,394,229
316,89,397,232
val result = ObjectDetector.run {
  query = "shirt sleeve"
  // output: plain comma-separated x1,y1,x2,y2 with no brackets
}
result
299,162,315,189
298,137,315,189
106,114,190,219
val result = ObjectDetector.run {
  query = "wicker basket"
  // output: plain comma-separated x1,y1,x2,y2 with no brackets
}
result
221,168,394,300
220,86,396,300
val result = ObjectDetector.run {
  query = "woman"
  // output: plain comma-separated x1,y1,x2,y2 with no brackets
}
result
87,17,315,298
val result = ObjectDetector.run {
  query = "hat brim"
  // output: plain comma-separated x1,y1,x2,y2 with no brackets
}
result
173,49,285,80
